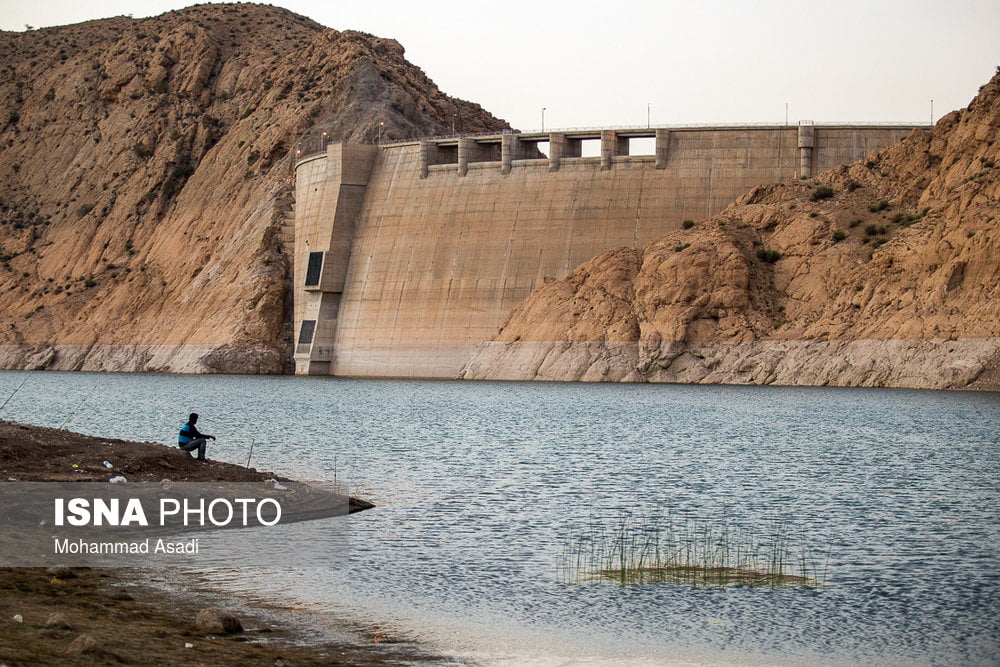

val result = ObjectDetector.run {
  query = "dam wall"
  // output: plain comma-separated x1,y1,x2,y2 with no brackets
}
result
293,124,922,377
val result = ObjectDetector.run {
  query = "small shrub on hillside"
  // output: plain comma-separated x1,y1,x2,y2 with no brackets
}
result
674,243,691,252
681,219,695,229
162,161,195,198
832,230,847,242
756,248,781,263
846,180,862,192
810,186,834,201
848,219,863,228
891,212,921,227
868,199,891,212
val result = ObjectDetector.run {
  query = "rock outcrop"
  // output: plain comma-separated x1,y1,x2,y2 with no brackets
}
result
459,70,1000,389
194,607,243,635
0,4,507,373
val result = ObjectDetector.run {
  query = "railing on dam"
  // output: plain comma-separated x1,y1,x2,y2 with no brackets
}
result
293,120,930,165
293,123,510,162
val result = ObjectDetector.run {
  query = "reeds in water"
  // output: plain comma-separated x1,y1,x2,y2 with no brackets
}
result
559,513,825,587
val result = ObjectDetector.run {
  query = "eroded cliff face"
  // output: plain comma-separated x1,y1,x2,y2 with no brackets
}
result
460,70,1000,389
0,3,506,372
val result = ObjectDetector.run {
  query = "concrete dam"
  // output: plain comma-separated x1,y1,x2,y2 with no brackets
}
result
292,124,922,377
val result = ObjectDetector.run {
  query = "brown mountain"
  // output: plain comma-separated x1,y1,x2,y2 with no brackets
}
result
459,69,1000,390
0,3,507,373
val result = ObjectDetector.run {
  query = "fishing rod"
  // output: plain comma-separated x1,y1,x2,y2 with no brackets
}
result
57,375,105,430
0,375,29,415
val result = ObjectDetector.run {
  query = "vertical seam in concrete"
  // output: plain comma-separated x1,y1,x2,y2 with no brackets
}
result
387,234,407,347
633,180,643,249
707,166,714,220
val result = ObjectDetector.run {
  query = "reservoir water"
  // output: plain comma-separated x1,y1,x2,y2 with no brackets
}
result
1,371,997,665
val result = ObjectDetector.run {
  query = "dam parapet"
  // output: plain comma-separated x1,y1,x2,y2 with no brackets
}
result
298,122,927,177
293,123,925,377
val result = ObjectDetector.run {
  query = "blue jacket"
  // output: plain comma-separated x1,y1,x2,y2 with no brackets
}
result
178,421,206,444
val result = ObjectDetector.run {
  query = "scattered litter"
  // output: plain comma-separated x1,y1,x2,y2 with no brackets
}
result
102,461,113,468
109,476,127,484
184,643,193,649
7,477,16,481
71,464,79,468
12,614,22,623
265,479,287,491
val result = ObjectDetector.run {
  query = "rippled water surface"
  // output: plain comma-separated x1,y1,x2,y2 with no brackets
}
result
2,372,998,665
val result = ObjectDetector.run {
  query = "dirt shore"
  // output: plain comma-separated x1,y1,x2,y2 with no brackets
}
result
0,420,438,665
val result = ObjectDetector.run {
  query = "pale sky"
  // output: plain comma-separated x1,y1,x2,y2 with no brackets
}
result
2,0,998,131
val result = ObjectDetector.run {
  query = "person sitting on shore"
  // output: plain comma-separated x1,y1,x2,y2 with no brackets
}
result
178,412,215,461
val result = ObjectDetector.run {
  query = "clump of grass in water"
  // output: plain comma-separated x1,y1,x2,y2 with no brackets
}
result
560,513,825,587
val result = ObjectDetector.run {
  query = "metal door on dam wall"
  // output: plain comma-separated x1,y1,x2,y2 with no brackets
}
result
291,124,923,377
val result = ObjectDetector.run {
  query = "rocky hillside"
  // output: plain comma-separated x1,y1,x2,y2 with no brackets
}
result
460,70,1000,389
0,3,507,373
